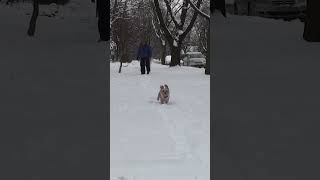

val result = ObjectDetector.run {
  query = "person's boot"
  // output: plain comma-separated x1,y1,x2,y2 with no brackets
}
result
140,66,144,74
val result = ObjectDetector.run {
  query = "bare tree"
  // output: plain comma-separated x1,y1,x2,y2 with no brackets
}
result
26,0,70,36
187,0,210,74
27,0,39,36
151,19,167,65
303,0,320,42
151,1,169,65
153,0,203,66
213,0,226,17
210,1,213,75
115,0,130,73
188,0,226,74
111,0,144,26
111,0,125,64
188,0,209,20
111,0,157,71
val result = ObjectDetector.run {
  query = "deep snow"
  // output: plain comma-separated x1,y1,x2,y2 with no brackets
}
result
110,61,210,180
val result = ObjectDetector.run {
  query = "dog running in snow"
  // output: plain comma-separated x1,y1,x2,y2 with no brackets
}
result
157,84,170,104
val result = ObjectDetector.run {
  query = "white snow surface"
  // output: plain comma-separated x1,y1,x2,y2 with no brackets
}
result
165,55,172,64
111,61,210,180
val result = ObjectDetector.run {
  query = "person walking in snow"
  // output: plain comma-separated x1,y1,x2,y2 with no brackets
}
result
137,40,152,74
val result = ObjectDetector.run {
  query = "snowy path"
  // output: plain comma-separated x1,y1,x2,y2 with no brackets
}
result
111,62,210,180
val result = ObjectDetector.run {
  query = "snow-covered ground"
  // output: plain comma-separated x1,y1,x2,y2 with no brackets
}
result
213,14,320,179
110,62,210,180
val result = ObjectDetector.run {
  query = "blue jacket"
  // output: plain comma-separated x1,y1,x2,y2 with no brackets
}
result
137,44,152,59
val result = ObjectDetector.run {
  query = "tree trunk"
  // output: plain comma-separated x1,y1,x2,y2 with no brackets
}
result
111,53,115,62
27,0,39,36
170,44,182,66
161,44,166,65
303,0,320,42
97,0,109,41
214,0,226,17
205,27,210,75
234,3,238,15
118,62,122,73
210,10,214,76
154,0,202,67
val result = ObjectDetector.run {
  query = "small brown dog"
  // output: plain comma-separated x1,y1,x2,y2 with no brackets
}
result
157,84,170,104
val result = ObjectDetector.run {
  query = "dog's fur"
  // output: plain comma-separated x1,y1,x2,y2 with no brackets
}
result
157,84,170,104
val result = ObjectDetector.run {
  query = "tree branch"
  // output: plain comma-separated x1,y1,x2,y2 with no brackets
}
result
164,0,180,27
180,0,189,29
180,0,202,41
153,0,174,43
187,0,210,20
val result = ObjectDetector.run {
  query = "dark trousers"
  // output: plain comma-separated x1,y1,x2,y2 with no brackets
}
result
140,58,150,74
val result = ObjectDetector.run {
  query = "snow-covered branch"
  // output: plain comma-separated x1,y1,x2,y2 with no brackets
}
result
153,0,175,42
152,19,161,39
187,0,210,20
111,0,145,25
180,0,202,39
164,0,180,27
